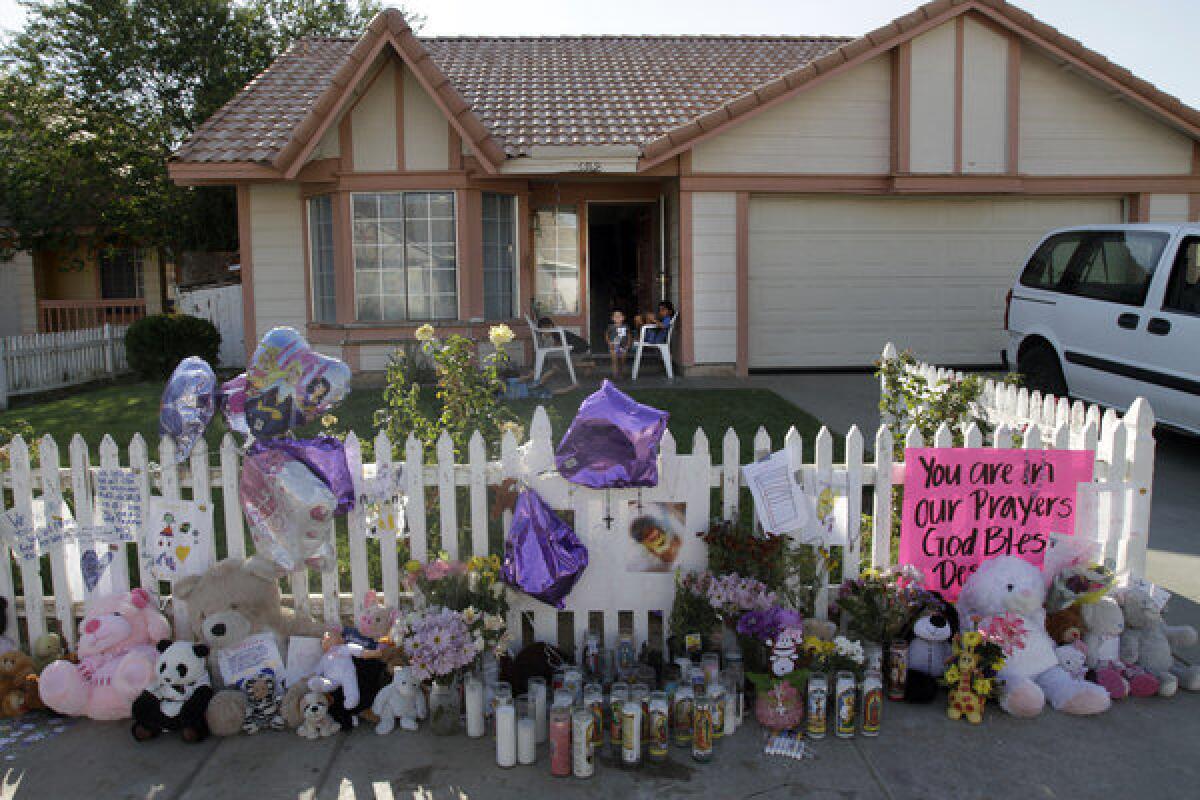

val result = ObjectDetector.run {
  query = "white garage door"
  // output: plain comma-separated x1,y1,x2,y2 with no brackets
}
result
748,195,1122,368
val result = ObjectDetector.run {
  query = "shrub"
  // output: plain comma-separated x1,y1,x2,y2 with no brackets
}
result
124,314,221,379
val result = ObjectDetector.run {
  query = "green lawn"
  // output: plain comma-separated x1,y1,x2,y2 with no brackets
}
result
0,379,840,464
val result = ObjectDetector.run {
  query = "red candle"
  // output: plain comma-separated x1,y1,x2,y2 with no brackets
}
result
549,707,572,777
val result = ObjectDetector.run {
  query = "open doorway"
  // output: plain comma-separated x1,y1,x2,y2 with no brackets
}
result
587,202,659,351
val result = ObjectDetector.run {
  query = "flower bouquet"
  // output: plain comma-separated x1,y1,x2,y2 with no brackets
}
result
738,605,807,731
835,566,931,645
395,606,482,734
403,555,511,660
668,570,777,656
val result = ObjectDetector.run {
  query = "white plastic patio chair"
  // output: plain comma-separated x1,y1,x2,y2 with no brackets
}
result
631,315,676,380
524,315,577,385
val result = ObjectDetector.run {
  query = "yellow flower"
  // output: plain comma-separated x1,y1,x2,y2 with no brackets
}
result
415,323,436,342
404,559,422,574
962,631,983,649
972,678,993,696
488,324,515,348
944,665,960,684
488,554,501,570
321,414,338,428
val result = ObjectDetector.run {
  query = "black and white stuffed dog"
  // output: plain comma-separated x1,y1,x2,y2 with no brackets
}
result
903,594,960,703
132,640,214,742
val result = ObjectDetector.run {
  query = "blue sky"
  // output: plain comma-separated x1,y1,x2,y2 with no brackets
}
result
2,0,1197,108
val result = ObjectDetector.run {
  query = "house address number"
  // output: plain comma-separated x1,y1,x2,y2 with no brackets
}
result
574,161,604,173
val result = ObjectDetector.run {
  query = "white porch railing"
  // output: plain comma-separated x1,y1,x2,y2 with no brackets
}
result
1,395,1155,657
0,324,129,409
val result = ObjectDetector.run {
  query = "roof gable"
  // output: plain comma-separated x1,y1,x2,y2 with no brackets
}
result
638,0,1200,169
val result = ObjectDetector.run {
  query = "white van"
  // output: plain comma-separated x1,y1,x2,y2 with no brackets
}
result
1005,223,1200,435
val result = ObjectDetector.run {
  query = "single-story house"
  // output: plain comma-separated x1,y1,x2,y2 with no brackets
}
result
170,0,1200,374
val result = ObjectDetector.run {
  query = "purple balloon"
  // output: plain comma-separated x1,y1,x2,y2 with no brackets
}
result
218,373,250,435
501,489,588,609
159,357,217,463
247,436,355,515
554,380,669,488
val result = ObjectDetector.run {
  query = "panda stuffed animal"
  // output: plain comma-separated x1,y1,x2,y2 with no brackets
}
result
132,640,214,742
903,594,959,703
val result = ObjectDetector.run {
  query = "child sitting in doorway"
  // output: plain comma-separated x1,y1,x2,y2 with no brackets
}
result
606,309,631,378
634,301,676,345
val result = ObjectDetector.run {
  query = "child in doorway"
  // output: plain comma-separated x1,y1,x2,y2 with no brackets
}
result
635,301,675,345
606,309,631,377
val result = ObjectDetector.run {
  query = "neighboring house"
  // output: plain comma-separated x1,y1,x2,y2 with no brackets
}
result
0,234,170,334
169,0,1200,374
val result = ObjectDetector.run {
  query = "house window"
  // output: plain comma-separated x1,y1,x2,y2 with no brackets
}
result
307,196,336,323
535,205,578,315
483,193,516,319
99,248,145,299
352,191,457,321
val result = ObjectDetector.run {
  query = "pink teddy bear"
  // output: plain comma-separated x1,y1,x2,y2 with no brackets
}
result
39,588,171,720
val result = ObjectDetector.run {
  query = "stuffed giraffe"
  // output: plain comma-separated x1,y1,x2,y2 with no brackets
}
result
944,632,991,724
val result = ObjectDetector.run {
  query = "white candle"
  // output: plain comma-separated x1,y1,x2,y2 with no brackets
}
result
517,718,536,765
466,676,485,738
724,690,738,736
529,678,548,744
496,705,517,768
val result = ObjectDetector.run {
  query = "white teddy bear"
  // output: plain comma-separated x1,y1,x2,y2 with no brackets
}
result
371,666,427,734
957,556,1110,718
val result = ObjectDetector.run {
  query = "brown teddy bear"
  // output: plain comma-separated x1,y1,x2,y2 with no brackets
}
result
173,556,326,736
1046,605,1086,645
0,650,43,717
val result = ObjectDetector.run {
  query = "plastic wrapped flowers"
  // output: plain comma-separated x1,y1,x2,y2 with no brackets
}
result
395,608,482,682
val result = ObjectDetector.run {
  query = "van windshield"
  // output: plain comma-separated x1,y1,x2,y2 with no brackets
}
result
1020,230,1169,306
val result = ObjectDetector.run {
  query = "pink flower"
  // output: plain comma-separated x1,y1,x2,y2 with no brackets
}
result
424,560,452,581
980,612,1028,656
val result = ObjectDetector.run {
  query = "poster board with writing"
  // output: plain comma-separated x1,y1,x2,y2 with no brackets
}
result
899,448,1094,600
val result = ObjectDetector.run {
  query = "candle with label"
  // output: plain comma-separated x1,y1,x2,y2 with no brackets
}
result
529,676,548,744
549,706,572,777
495,694,516,768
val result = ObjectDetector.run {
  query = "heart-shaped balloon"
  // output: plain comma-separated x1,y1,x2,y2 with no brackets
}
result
219,373,250,435
160,357,217,462
80,548,115,593
240,447,336,572
242,327,351,438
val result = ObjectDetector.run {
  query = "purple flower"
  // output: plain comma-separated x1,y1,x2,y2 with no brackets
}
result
736,605,802,642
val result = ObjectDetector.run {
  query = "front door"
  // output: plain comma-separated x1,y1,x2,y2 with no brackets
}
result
587,203,658,351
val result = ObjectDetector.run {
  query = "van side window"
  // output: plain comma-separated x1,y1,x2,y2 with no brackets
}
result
1164,236,1200,315
1070,232,1167,306
1019,232,1087,290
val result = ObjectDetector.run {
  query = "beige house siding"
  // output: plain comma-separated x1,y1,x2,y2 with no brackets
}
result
352,62,398,172
312,122,341,161
403,67,450,170
1146,194,1190,222
909,23,956,173
961,18,1008,173
249,183,307,342
0,252,38,336
691,56,891,174
691,192,737,364
1019,46,1193,175
143,249,163,314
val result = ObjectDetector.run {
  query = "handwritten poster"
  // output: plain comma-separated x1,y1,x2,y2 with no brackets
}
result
0,494,78,562
145,497,214,582
741,451,844,545
95,468,143,535
899,448,1094,599
218,632,285,690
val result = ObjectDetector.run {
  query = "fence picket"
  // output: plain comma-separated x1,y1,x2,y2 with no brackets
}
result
127,435,157,592
436,432,458,560
344,433,369,613
38,437,79,644
375,431,400,608
814,427,834,614
9,438,46,642
751,428,771,532
871,425,894,570
219,434,246,560
468,432,488,559
843,425,864,580
405,434,427,564
722,429,739,520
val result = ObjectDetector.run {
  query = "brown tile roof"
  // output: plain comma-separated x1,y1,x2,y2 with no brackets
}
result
174,0,1200,171
173,29,849,164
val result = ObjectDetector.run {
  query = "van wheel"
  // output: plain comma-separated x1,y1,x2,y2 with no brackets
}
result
1019,344,1068,398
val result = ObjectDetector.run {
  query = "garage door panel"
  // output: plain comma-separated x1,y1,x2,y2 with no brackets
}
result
748,194,1122,367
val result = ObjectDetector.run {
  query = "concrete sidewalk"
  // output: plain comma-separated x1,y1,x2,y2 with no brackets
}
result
6,691,1199,800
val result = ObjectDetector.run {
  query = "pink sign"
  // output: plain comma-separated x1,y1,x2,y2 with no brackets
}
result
899,448,1094,599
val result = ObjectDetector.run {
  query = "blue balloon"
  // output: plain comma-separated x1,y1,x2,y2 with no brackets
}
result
159,357,217,462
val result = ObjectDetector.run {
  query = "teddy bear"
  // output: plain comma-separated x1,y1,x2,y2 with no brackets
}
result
904,593,959,703
1118,586,1200,697
1080,595,1158,699
344,591,397,648
172,556,325,736
1045,605,1085,647
296,691,339,739
956,556,1110,718
131,640,214,742
1055,642,1088,681
0,650,43,717
39,588,170,720
31,633,68,674
371,666,427,734
241,669,287,734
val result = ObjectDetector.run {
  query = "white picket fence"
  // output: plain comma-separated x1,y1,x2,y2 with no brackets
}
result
0,388,1155,658
0,325,129,409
